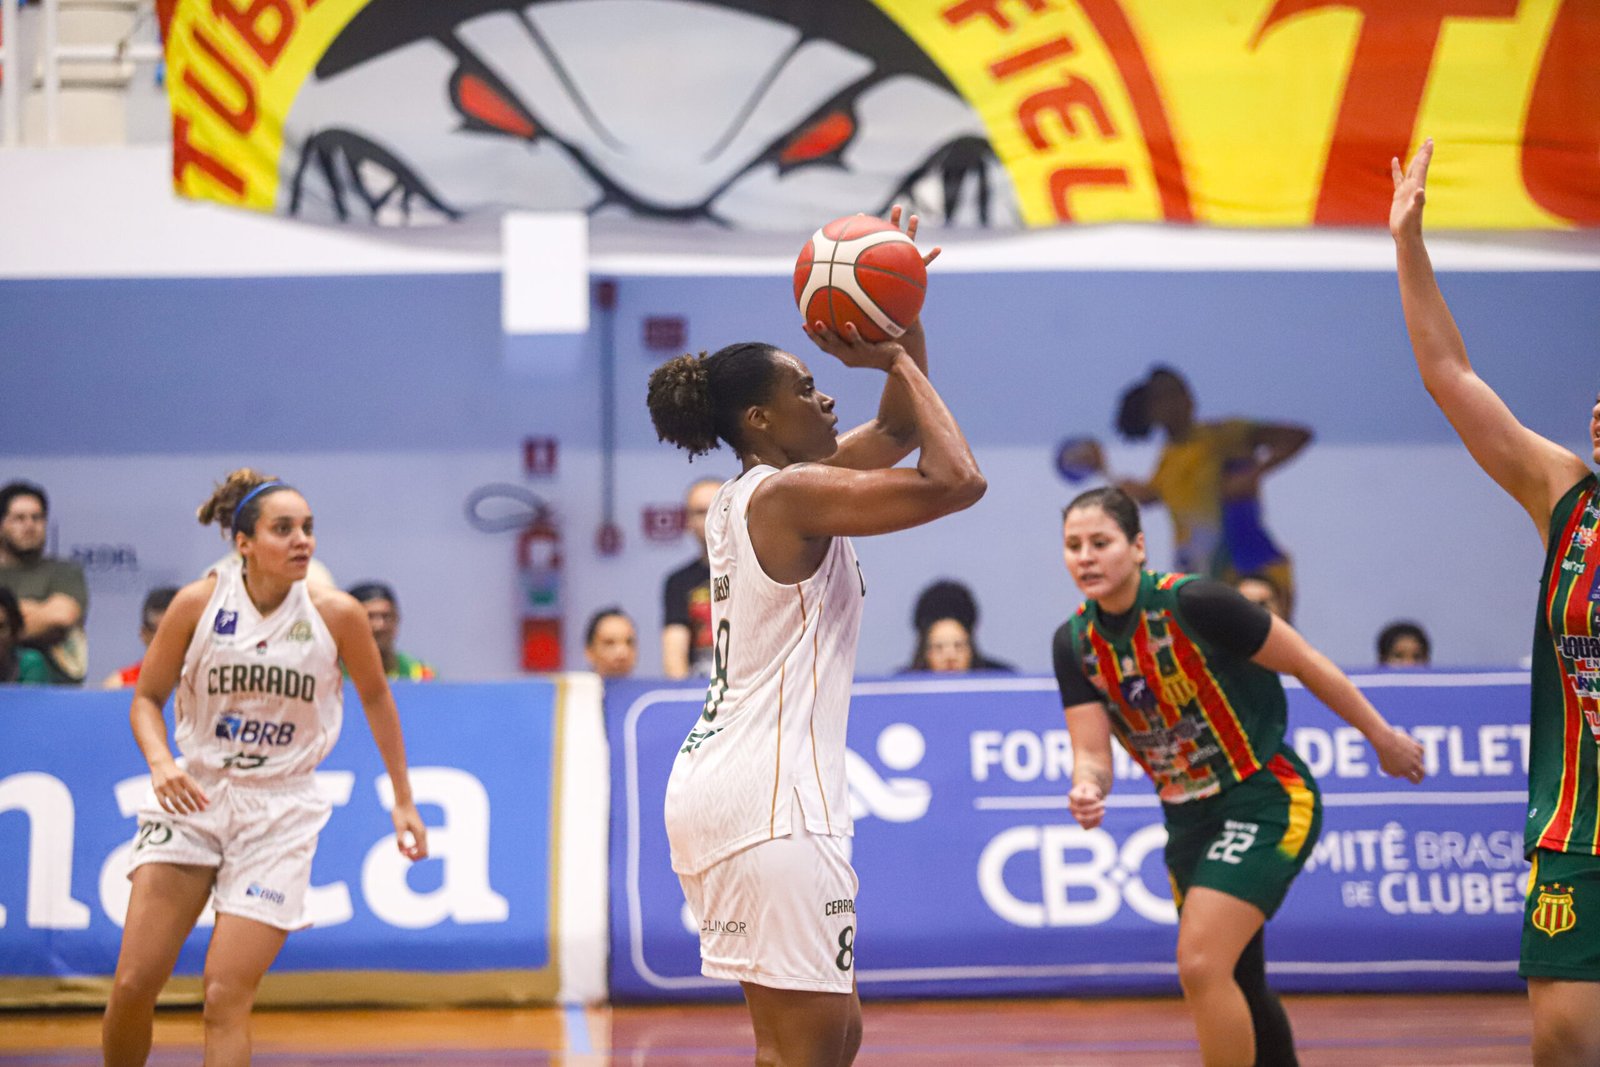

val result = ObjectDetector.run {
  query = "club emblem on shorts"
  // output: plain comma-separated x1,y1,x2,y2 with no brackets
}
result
213,609,238,635
289,620,313,642
1531,883,1577,938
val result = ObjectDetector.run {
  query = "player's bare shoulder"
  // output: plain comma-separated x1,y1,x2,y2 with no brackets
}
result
307,583,361,626
166,574,220,624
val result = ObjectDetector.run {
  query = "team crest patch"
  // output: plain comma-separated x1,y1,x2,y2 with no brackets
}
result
289,620,313,642
1531,883,1577,938
1160,675,1199,706
213,609,238,635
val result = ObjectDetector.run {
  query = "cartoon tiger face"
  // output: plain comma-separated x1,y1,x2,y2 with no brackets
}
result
280,0,1018,228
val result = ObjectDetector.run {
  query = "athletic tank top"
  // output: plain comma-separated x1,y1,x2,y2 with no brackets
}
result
1527,472,1600,855
1062,570,1288,804
174,559,344,783
664,466,865,875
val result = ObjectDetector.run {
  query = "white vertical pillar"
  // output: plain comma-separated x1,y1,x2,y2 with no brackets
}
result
501,211,591,378
41,0,57,144
502,212,590,336
1,0,21,146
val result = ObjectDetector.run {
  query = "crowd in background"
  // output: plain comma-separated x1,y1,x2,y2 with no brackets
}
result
0,463,1437,689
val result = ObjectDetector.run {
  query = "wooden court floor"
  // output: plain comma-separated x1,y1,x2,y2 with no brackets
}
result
0,993,1532,1066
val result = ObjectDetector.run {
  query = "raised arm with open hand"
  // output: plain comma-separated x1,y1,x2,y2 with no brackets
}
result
1390,138,1588,537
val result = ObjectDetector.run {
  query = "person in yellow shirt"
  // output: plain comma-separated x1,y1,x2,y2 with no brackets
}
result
1111,367,1311,617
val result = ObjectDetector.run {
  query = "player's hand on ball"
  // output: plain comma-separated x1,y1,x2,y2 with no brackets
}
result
1376,726,1427,784
1067,781,1106,830
804,320,905,372
391,800,430,861
150,758,208,814
887,204,941,268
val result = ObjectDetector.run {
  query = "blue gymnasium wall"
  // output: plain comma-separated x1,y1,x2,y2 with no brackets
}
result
1,268,1595,680
5,270,1594,453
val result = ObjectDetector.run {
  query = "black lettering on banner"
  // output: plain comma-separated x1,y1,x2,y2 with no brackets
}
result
835,925,854,972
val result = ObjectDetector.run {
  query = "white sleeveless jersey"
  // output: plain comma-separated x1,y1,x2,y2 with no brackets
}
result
665,466,865,875
173,559,345,782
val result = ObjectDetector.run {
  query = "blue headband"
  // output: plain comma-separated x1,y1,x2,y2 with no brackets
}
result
231,482,284,528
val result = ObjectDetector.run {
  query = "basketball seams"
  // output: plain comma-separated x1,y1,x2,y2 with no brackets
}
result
849,263,927,290
828,288,900,337
795,219,925,342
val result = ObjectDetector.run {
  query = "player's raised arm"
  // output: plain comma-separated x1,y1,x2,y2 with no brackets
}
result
823,206,942,472
757,324,984,546
1390,139,1588,535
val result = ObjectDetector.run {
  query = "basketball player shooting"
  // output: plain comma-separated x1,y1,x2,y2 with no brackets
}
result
645,207,985,1067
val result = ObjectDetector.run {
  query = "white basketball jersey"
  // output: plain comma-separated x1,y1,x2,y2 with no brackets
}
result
665,466,865,876
173,559,344,782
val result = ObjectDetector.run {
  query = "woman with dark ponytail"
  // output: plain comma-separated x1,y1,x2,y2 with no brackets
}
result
1053,485,1424,1067
102,469,427,1067
650,209,984,1067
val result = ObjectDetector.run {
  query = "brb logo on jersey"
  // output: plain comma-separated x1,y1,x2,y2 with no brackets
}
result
215,712,297,747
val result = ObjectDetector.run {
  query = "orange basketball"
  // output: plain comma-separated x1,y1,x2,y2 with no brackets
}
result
793,215,927,343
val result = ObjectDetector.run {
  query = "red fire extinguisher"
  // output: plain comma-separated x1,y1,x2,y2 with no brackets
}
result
517,509,563,671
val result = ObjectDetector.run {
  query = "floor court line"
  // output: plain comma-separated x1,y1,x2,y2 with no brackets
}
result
0,993,1532,1066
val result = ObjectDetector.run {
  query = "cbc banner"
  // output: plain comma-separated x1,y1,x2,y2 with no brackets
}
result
0,680,607,1008
164,0,1597,229
608,672,1531,1000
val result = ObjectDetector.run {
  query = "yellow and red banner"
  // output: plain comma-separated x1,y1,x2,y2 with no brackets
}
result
165,0,1599,229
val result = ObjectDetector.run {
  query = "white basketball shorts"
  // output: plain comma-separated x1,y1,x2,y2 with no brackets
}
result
679,795,860,994
126,775,332,931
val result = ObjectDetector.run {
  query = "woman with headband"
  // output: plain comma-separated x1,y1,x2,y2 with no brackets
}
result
102,469,428,1066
